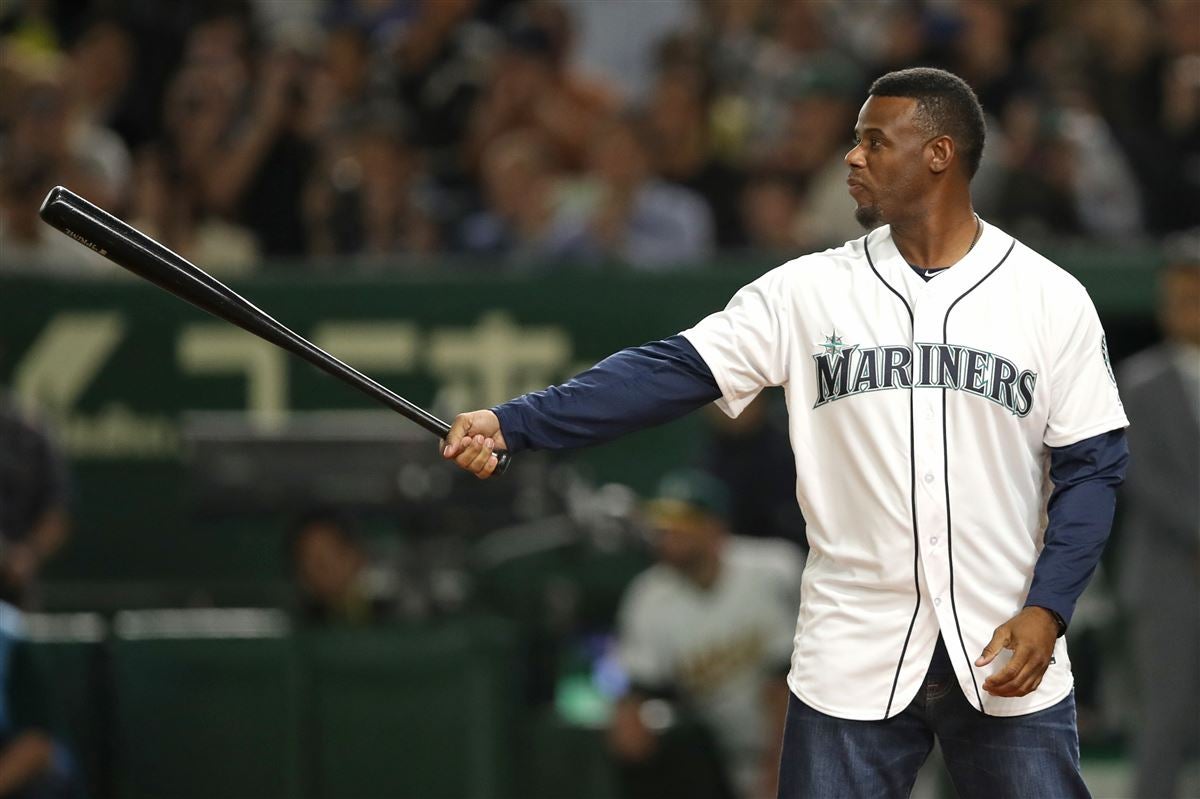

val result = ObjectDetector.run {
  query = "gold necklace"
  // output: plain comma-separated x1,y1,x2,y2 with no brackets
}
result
966,214,982,254
908,215,982,273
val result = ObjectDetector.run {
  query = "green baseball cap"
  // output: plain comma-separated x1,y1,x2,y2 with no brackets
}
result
644,469,730,522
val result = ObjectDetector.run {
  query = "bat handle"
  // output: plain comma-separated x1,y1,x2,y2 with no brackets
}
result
436,419,512,475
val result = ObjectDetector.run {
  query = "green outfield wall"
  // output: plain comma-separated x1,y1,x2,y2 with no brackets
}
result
0,252,1162,593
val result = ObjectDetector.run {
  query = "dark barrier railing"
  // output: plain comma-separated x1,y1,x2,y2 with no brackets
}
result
27,612,525,799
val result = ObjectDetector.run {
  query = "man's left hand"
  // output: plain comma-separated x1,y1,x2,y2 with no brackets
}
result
975,606,1059,697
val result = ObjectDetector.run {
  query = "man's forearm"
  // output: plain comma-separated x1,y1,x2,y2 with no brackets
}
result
609,693,658,763
493,335,721,452
1025,429,1129,628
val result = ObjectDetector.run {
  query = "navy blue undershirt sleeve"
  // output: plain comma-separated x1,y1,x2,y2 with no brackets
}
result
492,335,721,453
1025,428,1129,629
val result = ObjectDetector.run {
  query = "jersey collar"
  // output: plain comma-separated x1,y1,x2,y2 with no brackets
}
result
866,219,1013,305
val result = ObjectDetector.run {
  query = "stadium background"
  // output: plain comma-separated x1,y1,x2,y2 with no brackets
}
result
0,0,1196,797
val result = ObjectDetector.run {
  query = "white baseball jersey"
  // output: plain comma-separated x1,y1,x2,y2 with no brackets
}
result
618,537,802,797
681,219,1129,720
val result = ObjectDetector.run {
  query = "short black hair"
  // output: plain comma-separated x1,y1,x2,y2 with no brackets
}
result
869,68,986,179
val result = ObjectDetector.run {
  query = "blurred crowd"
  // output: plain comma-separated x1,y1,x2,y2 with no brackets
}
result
1,0,1197,276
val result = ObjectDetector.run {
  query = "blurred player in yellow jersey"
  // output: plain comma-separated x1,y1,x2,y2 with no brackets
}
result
609,471,802,799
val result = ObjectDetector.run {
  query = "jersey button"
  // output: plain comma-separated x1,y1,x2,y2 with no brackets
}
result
934,597,942,606
930,536,938,545
924,473,935,484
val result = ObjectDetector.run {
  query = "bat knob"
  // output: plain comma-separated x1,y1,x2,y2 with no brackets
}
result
493,449,513,475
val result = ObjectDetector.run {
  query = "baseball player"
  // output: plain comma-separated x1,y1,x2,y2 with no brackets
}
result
611,470,801,799
443,68,1129,798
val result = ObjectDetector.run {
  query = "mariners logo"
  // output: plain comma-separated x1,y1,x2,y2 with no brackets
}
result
813,332,1038,416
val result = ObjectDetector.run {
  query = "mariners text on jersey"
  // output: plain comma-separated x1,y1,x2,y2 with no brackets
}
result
812,341,1037,415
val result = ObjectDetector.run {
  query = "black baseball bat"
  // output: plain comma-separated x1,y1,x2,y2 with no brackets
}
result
38,185,510,474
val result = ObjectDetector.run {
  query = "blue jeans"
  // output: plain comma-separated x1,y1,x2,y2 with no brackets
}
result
777,636,1090,799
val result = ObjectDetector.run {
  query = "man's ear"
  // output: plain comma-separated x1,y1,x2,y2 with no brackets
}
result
928,135,955,174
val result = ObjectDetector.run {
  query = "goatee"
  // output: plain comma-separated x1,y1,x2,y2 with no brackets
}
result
855,205,883,230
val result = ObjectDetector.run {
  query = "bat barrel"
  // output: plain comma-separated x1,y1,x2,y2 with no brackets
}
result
38,186,511,474
36,187,456,441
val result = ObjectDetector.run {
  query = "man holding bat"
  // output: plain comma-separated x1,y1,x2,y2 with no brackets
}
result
443,68,1128,798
